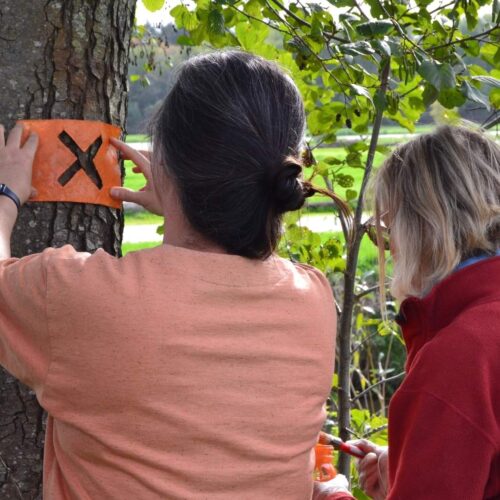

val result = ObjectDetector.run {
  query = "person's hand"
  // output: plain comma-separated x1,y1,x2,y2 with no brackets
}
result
109,138,163,216
0,123,38,205
312,474,353,499
349,440,388,500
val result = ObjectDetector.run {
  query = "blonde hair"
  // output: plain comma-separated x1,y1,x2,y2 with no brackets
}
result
373,125,500,301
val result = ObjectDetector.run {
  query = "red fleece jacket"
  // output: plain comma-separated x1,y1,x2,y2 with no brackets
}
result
388,256,500,499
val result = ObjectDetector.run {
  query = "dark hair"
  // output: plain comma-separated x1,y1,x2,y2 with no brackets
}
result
150,50,307,259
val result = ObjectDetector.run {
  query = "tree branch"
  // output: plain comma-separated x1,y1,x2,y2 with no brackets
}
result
430,25,500,51
336,58,391,477
351,372,405,403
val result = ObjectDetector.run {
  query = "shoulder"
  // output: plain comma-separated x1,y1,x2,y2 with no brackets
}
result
399,302,500,437
279,258,334,299
424,299,500,365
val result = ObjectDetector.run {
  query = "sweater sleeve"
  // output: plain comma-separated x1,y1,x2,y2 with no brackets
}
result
388,389,495,499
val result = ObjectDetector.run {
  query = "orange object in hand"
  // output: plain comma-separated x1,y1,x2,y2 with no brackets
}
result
314,444,337,482
19,119,122,209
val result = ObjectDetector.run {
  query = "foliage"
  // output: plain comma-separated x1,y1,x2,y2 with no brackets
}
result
139,0,500,483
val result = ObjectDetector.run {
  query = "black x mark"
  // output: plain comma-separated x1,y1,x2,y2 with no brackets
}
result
57,131,104,189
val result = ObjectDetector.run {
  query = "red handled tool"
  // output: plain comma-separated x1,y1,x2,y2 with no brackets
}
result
319,432,366,459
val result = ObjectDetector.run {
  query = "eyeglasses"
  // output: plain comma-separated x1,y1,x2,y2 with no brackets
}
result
364,213,391,251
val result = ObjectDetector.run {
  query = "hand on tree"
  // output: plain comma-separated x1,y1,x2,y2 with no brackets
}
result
110,138,163,216
312,474,353,499
0,123,38,205
349,439,389,500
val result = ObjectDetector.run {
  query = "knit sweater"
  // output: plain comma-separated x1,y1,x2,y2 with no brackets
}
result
388,256,500,499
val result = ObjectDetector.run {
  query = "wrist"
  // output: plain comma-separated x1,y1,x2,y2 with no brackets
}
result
0,183,21,210
0,195,19,228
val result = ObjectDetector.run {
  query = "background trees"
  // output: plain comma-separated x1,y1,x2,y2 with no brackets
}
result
0,1,136,497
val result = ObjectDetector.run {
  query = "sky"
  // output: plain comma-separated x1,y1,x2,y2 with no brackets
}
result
135,1,173,26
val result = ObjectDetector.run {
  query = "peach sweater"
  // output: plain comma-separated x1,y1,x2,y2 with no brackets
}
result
0,244,336,499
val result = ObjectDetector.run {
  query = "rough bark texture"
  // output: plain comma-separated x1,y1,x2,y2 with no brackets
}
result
0,1,136,497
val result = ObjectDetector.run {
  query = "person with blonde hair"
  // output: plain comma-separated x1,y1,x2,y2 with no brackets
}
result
350,125,500,499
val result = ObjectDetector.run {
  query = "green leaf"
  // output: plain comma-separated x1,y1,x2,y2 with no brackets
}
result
438,88,466,108
170,5,199,30
355,20,394,37
130,74,140,82
422,84,439,106
208,9,225,35
371,39,391,58
471,75,500,88
468,64,488,76
346,151,364,168
142,0,164,12
339,42,375,57
336,174,354,188
386,92,399,115
176,35,194,46
490,88,500,109
350,84,373,104
461,81,490,110
346,189,358,201
235,19,268,50
462,40,480,57
417,61,456,90
323,156,343,165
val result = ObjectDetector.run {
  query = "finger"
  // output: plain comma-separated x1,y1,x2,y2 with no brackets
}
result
30,187,38,198
6,123,23,148
357,452,378,472
0,124,5,148
110,187,147,205
362,472,379,493
22,133,39,156
138,149,151,160
358,473,378,491
348,439,381,455
131,162,153,182
110,137,150,165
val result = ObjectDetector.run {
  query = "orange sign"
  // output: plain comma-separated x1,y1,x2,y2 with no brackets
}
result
19,119,122,209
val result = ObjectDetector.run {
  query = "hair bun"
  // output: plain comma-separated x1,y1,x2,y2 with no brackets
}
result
272,158,306,214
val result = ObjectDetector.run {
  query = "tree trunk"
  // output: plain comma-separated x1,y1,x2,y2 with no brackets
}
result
0,1,136,497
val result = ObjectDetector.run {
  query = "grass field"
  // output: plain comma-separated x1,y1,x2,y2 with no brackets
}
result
124,211,163,225
122,125,428,198
122,147,386,201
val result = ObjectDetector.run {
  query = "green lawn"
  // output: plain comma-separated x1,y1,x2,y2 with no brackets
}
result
122,147,387,201
122,126,425,200
124,125,432,144
124,210,163,225
122,241,161,255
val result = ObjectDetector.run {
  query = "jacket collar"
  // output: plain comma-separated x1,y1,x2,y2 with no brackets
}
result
396,256,500,370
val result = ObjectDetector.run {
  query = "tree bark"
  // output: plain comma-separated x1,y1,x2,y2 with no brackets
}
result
0,1,136,497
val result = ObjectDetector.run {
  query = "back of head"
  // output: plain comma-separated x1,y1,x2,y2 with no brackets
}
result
373,125,500,299
150,50,307,259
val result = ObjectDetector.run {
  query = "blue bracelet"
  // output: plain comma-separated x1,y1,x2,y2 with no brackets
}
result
0,184,21,210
